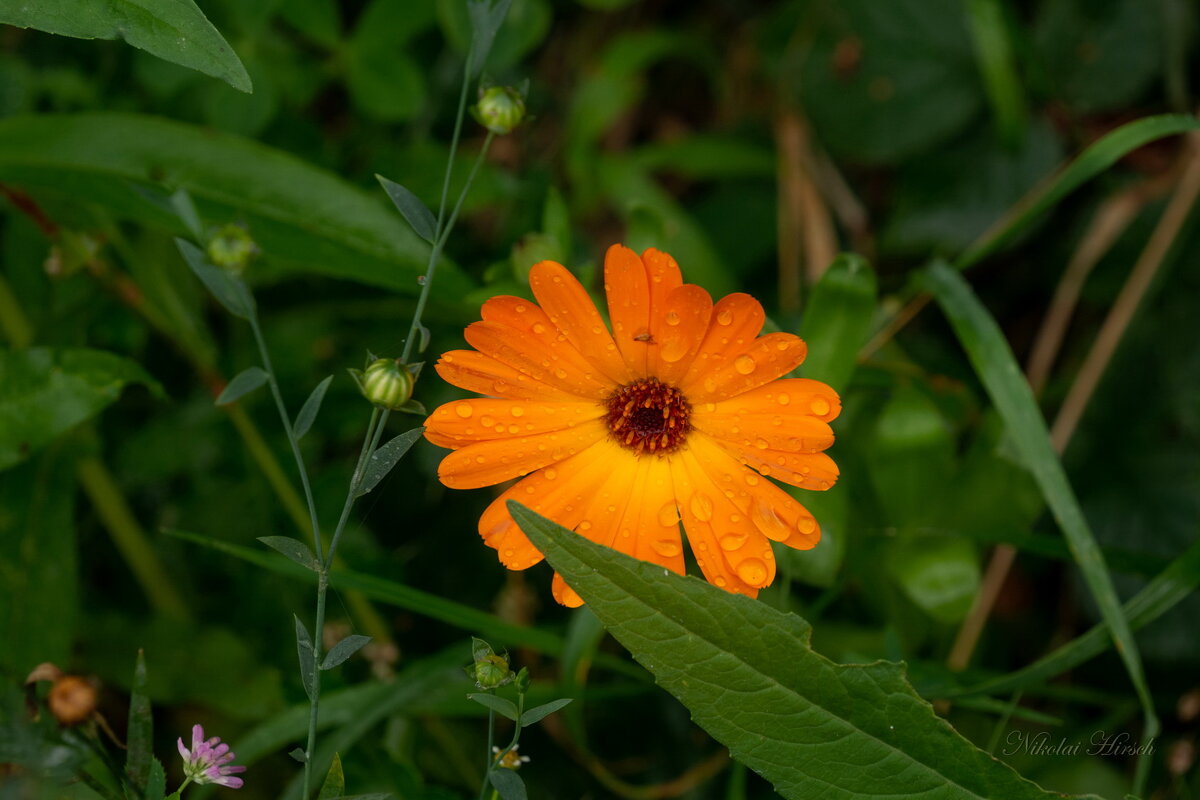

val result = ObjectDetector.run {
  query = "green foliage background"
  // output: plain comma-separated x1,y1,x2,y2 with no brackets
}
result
1,0,1198,798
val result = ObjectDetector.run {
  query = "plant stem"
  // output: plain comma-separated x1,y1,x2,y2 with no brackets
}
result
323,407,383,569
249,315,324,560
478,704,496,800
302,570,329,797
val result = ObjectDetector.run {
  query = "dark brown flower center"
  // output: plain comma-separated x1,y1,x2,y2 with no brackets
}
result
605,378,691,455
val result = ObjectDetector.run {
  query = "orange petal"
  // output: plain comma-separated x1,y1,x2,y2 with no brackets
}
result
552,572,584,607
642,248,684,377
709,378,840,422
689,434,821,551
621,455,685,574
476,440,628,570
680,332,807,403
668,452,761,597
691,403,835,454
679,293,766,386
465,320,613,400
720,445,840,491
434,350,579,401
653,284,713,386
604,244,653,377
424,398,604,449
528,261,632,386
672,448,775,591
437,420,606,489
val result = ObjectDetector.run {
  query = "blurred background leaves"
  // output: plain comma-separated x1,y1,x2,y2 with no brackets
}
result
1,0,1198,797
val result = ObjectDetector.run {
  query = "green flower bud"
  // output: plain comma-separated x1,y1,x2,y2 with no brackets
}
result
474,654,512,690
206,223,258,275
515,666,531,695
360,358,414,410
472,86,526,135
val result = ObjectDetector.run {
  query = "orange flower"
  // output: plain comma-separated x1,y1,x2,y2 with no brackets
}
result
424,245,840,606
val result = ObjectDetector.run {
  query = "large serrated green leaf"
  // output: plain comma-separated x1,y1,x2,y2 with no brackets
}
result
0,113,470,297
0,0,251,93
509,501,1097,800
0,347,159,470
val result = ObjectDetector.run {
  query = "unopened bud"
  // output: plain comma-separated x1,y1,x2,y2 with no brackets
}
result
473,86,526,135
474,654,512,690
207,223,258,275
47,675,96,726
360,359,414,410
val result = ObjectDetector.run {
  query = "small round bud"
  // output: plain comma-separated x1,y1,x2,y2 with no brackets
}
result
207,223,259,275
474,654,512,690
47,675,96,726
473,87,526,135
361,359,414,410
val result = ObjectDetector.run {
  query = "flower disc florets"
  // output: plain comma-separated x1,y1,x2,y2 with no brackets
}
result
605,378,691,455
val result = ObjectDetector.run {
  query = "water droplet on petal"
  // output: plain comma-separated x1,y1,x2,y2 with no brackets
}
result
532,323,546,334
744,473,759,486
515,304,527,313
798,516,817,534
657,502,680,527
481,415,495,427
714,575,727,587
719,531,748,551
652,538,681,557
665,311,681,326
735,557,768,586
717,310,733,326
455,403,473,418
810,398,831,416
544,468,557,480
777,393,790,406
689,494,714,522
734,355,756,375
511,407,524,417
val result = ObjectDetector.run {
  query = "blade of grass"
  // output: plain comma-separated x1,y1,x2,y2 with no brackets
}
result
163,528,640,677
946,533,1200,700
965,0,1027,146
922,260,1159,792
956,114,1200,269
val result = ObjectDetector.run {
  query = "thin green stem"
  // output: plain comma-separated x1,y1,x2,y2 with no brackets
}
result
479,685,525,798
323,406,383,569
478,703,496,800
301,571,329,798
436,45,475,235
248,315,324,560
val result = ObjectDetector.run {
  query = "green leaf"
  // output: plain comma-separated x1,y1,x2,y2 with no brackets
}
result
355,428,424,497
948,530,1200,701
465,0,515,76
796,0,982,163
215,367,268,406
467,692,519,722
922,260,1158,755
321,635,371,670
257,536,319,571
965,0,1027,144
143,758,166,800
798,254,877,393
0,113,462,295
510,501,1096,800
957,114,1200,269
487,768,527,800
317,753,344,800
0,347,159,471
293,375,333,440
518,698,571,727
295,615,316,701
288,747,307,763
0,0,252,92
376,175,437,244
177,239,255,320
888,538,980,624
125,650,152,791
169,188,204,240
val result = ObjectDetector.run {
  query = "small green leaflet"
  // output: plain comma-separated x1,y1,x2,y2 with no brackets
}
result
216,367,268,406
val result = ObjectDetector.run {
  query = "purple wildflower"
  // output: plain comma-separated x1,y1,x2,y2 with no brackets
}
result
177,724,245,789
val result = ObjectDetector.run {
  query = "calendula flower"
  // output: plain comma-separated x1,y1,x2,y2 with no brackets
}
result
425,245,839,606
177,724,245,789
493,744,531,769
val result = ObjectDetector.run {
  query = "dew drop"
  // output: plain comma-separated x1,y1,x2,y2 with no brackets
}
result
735,557,768,586
554,368,568,379
798,516,817,534
515,304,527,313
689,494,714,522
665,310,681,326
734,355,756,375
719,531,748,551
657,502,680,527
714,575,727,587
755,437,769,450
455,403,473,418
508,425,520,434
579,520,592,531
511,407,525,417
532,323,546,334
777,393,791,406
744,473,760,486
717,310,733,326
481,415,496,427
776,339,790,351
652,538,681,557
810,397,831,416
